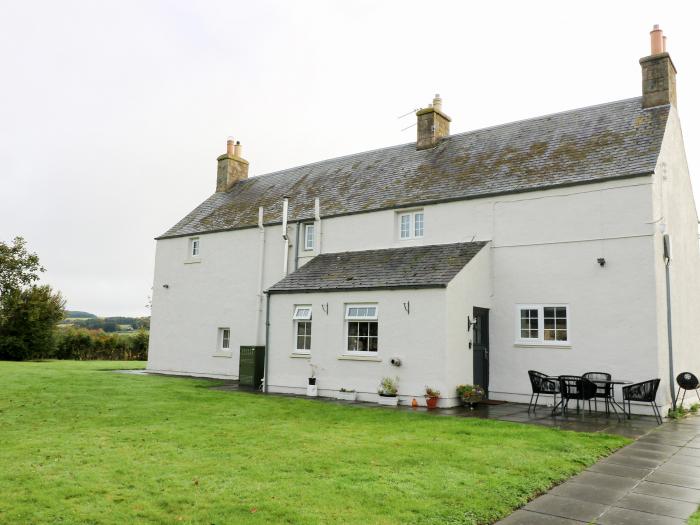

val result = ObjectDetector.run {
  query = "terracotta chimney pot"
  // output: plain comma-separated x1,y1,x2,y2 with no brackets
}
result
226,138,235,156
650,24,664,55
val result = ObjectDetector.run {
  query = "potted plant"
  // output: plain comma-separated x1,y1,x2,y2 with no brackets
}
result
425,386,441,409
336,387,357,401
456,384,485,408
377,376,399,406
307,364,319,397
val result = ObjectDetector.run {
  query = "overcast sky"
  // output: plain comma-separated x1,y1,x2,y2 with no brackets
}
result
1,1,698,317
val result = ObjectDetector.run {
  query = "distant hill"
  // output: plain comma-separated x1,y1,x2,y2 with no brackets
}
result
59,315,150,332
65,311,97,319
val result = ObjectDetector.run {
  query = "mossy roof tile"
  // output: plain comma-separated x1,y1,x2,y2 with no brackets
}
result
159,97,669,239
267,242,488,292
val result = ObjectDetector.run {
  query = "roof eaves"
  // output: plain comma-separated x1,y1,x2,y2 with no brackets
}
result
154,170,654,240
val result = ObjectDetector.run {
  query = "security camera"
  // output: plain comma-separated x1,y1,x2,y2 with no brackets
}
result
390,357,402,367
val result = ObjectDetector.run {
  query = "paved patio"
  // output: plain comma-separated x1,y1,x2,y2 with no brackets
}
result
497,416,700,524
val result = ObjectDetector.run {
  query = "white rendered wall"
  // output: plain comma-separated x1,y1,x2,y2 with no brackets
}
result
651,108,700,409
150,174,679,416
445,245,492,392
266,289,450,406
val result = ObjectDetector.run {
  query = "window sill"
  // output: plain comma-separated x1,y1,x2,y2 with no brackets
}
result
514,343,572,349
338,354,382,362
184,259,202,265
290,353,311,359
212,352,232,358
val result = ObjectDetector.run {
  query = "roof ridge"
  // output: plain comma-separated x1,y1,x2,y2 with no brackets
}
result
236,97,644,185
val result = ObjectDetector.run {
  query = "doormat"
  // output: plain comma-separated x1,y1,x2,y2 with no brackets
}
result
480,399,508,405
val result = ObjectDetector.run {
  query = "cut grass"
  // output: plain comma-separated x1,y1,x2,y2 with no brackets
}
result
0,361,629,524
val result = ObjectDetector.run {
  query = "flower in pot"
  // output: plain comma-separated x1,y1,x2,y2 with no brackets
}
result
425,386,441,409
456,384,485,408
377,376,399,406
307,364,319,397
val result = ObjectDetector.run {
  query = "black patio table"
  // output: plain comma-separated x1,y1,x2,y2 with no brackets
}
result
546,376,632,418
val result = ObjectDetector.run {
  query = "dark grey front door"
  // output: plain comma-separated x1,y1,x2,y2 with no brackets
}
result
472,307,490,397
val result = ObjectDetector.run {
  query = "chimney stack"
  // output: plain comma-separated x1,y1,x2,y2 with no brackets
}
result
216,138,250,192
640,25,677,109
416,94,451,150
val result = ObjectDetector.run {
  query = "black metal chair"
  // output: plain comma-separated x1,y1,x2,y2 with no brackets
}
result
557,376,597,416
676,372,700,406
623,379,662,424
527,370,558,413
583,372,613,413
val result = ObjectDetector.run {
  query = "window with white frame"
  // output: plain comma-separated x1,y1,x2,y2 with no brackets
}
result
218,327,231,351
293,305,312,353
345,304,378,353
189,237,200,257
516,305,569,344
303,223,315,251
398,210,424,240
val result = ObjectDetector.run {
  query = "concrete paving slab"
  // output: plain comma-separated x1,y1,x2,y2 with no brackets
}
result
597,507,686,525
600,453,665,469
548,480,628,505
613,492,697,520
647,470,700,489
656,461,700,477
567,471,640,491
632,480,700,504
587,461,653,479
523,494,608,522
496,509,586,524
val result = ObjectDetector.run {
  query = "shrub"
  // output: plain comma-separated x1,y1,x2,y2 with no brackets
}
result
0,285,65,360
55,327,148,360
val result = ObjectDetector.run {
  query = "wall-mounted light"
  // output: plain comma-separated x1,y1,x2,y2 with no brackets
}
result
403,301,410,314
597,258,606,267
467,315,475,332
321,303,329,315
163,284,170,289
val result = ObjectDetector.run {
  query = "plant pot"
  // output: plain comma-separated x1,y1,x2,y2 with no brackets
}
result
308,377,317,386
462,396,482,409
336,391,357,401
377,394,399,406
426,396,439,409
306,384,318,397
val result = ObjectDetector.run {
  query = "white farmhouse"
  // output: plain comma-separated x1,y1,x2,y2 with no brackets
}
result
148,27,700,413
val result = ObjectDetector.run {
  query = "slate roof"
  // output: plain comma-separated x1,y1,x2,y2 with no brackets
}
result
267,242,488,293
159,97,670,239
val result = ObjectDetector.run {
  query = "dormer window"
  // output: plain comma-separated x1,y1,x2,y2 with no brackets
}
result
398,211,424,240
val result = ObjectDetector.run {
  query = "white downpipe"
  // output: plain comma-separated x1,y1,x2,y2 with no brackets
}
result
255,206,266,344
282,197,289,276
314,197,322,254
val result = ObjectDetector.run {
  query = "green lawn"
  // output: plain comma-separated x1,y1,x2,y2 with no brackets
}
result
0,361,629,524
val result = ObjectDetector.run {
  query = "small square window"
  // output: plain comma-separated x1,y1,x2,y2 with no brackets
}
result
397,210,424,240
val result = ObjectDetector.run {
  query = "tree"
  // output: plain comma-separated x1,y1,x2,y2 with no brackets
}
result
0,237,64,360
0,237,44,296
0,285,65,360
